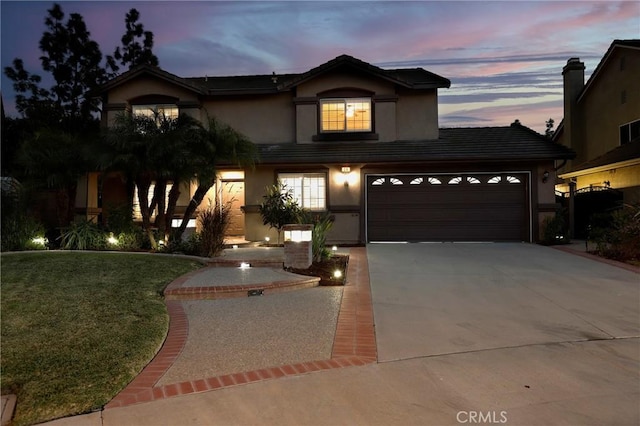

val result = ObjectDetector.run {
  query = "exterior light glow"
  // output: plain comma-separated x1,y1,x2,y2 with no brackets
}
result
240,262,251,269
107,234,119,245
332,245,338,251
341,166,351,173
333,270,343,279
265,236,270,242
232,244,238,249
31,237,47,246
284,229,312,242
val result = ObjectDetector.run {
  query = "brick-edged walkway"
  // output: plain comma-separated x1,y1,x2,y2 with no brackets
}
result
105,247,376,409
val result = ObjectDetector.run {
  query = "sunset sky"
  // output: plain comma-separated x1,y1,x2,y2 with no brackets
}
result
1,1,638,133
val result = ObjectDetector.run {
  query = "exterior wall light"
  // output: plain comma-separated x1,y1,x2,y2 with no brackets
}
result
338,166,357,187
542,171,550,183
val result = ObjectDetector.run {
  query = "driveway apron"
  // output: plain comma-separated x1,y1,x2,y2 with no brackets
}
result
366,243,640,362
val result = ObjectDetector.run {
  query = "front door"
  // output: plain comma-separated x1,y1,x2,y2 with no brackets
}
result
221,180,245,237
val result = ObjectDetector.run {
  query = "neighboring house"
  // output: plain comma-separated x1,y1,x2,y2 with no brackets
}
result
553,39,640,237
85,54,573,244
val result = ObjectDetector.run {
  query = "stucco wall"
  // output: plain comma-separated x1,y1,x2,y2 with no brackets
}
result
202,93,295,144
580,48,640,162
296,71,392,97
396,90,439,140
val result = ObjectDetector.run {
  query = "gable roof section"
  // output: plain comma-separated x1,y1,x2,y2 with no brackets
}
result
253,124,575,165
95,65,205,96
278,54,451,91
577,39,640,103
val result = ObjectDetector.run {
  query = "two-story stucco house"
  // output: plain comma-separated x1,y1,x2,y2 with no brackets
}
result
85,54,574,244
554,39,640,237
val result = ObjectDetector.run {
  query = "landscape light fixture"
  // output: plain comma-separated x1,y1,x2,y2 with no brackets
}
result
333,270,343,279
31,237,47,247
239,262,251,269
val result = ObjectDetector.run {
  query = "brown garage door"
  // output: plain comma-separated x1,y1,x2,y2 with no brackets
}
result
367,173,529,242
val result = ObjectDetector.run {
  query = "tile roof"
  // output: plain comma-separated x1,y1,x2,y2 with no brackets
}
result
99,54,451,97
184,54,451,95
251,124,575,165
568,138,640,173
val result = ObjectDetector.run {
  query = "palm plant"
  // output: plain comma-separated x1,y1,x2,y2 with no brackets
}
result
100,113,256,249
173,116,257,241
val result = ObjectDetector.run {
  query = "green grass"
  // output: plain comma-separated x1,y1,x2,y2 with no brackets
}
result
0,252,202,426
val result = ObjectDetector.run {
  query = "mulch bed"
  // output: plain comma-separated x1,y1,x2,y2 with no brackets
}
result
285,254,349,286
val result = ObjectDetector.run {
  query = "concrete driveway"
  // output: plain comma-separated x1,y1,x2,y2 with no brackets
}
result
367,243,639,361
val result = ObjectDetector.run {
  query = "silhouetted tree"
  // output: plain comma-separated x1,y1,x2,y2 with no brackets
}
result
111,8,159,72
3,3,109,224
545,118,555,138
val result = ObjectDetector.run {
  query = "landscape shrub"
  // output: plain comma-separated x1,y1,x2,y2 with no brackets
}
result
58,219,106,250
588,203,640,262
1,190,48,251
540,210,569,245
197,200,231,257
259,183,302,243
298,210,334,262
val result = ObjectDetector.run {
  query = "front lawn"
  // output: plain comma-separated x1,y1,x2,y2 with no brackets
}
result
0,252,202,426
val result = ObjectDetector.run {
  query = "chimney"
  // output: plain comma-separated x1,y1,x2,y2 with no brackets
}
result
562,58,585,156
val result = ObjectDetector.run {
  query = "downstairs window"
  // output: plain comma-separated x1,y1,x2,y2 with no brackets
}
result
278,173,326,210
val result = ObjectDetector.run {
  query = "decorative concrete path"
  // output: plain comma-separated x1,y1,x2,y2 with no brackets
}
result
105,247,376,409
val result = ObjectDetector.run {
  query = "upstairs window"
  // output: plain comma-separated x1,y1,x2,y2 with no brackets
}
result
620,119,640,145
132,104,179,126
320,98,371,132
